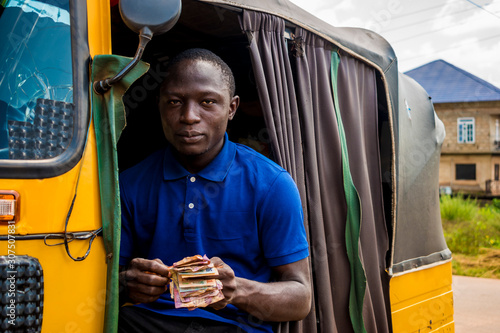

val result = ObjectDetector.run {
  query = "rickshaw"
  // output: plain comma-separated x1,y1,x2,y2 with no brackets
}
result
0,0,453,332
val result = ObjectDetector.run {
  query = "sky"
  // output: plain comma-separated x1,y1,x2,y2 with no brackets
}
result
288,0,500,88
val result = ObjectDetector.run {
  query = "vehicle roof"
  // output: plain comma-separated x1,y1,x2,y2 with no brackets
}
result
200,0,397,73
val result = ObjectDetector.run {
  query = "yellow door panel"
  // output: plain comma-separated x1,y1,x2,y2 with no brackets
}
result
391,261,455,332
0,127,101,236
0,237,107,332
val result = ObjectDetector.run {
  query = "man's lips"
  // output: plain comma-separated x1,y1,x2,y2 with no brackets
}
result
176,131,203,143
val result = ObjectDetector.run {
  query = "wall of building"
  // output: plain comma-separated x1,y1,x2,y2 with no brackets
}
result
436,101,500,154
436,101,500,195
440,154,492,193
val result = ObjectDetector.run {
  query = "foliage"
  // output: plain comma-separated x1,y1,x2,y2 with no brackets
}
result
440,195,500,278
440,194,478,223
440,195,500,255
492,198,500,211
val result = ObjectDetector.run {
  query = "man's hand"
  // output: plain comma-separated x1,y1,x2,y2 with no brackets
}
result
209,257,237,310
119,258,171,304
208,256,312,322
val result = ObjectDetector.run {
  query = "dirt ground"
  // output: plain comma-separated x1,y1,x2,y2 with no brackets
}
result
452,248,500,279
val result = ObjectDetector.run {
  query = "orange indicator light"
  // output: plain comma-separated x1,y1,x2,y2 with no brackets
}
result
0,190,20,223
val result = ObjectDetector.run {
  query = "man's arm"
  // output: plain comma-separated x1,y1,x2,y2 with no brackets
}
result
210,257,312,322
119,258,171,305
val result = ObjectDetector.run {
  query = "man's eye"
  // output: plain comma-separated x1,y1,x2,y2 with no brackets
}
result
168,100,181,105
202,100,215,105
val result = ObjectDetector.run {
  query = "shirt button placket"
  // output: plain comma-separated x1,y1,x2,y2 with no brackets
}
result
184,175,197,237
188,176,196,210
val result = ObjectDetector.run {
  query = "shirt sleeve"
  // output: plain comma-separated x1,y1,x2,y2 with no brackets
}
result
258,171,309,267
119,177,134,266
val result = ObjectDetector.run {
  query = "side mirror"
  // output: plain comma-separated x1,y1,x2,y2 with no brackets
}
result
94,0,182,94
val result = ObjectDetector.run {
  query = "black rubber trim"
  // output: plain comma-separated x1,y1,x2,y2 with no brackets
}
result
0,229,102,241
0,0,90,179
391,248,452,274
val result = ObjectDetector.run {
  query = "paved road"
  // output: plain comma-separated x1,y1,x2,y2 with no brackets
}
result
453,275,500,333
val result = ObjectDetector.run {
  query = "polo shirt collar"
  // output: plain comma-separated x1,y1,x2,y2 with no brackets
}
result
163,133,235,182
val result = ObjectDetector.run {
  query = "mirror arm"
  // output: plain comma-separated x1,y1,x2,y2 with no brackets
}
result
93,27,153,95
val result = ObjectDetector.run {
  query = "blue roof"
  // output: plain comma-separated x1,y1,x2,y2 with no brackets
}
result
404,59,500,103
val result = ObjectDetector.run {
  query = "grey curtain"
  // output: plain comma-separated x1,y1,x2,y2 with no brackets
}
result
293,28,353,333
241,10,314,333
241,10,391,333
335,49,391,332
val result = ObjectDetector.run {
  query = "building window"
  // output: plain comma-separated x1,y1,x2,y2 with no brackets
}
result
457,117,475,143
495,164,499,181
456,164,476,180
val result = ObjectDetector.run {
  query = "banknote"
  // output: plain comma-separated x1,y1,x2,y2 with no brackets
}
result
168,254,224,310
178,267,218,278
178,277,218,288
173,263,214,272
171,281,224,309
172,254,210,267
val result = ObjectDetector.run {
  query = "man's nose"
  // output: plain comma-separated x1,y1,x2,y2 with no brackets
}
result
180,102,201,123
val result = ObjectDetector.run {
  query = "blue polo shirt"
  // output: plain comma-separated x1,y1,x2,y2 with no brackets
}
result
119,134,309,332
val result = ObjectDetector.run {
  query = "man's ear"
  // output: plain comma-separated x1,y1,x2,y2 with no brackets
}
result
228,95,240,120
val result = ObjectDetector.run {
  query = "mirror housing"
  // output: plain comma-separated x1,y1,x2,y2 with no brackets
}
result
120,0,181,36
94,0,182,94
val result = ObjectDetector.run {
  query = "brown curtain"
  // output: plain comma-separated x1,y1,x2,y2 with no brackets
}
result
293,28,353,333
241,10,391,333
241,10,315,333
335,49,391,332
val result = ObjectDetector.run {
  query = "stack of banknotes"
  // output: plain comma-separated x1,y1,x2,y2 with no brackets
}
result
168,254,224,309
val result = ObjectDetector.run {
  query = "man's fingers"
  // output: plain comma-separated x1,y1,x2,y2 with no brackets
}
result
153,258,165,265
210,258,235,282
137,271,169,287
121,258,173,304
127,280,168,296
210,301,227,310
152,258,172,277
209,256,224,267
123,258,170,289
129,258,171,278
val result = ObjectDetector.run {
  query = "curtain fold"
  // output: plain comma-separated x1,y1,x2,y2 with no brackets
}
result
293,28,353,333
336,50,391,332
240,11,304,182
241,10,391,333
331,50,366,333
241,10,315,333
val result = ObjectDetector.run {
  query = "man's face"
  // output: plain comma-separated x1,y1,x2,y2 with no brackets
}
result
158,59,239,166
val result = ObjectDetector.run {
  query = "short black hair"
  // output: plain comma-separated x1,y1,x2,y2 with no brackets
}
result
163,48,236,97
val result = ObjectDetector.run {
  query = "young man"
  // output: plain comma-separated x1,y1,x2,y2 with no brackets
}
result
118,48,311,333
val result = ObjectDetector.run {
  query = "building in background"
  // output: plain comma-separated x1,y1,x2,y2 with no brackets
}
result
406,59,500,196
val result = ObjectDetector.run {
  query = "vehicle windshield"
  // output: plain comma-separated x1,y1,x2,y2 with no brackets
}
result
0,0,73,160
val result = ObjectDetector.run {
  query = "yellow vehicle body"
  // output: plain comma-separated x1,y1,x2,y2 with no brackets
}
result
0,1,110,331
390,262,454,333
0,0,454,332
0,99,107,332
